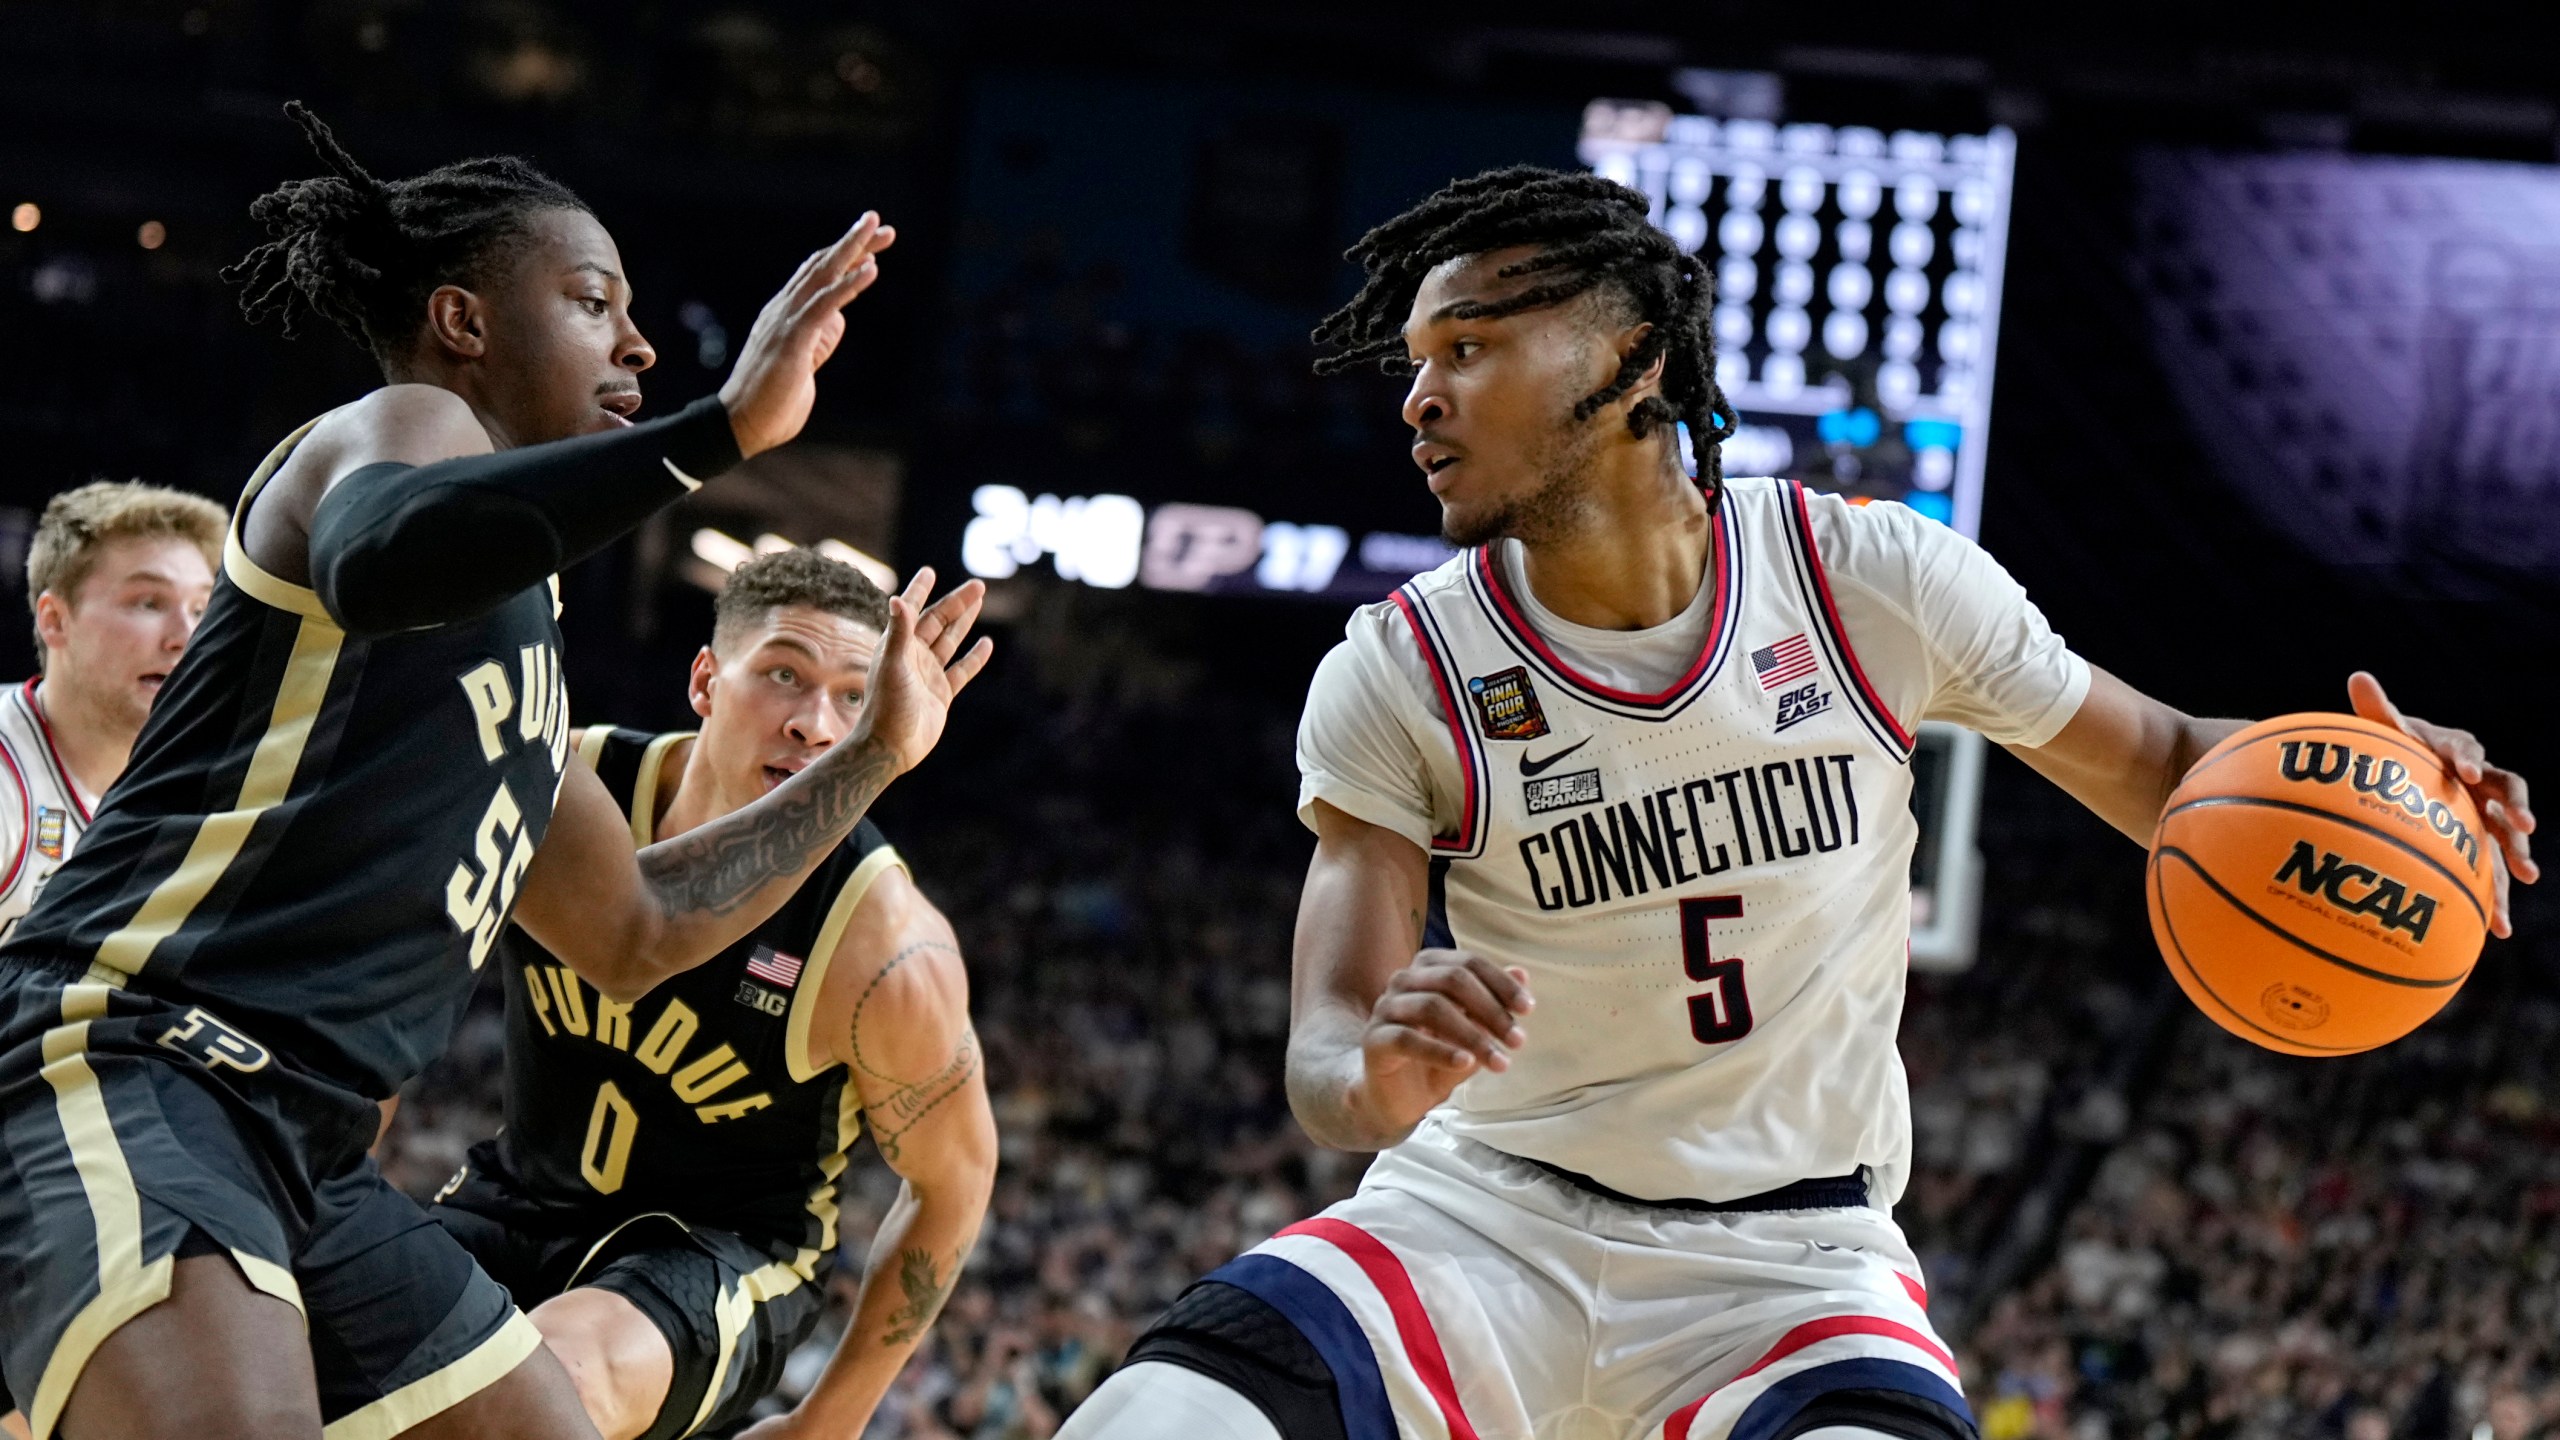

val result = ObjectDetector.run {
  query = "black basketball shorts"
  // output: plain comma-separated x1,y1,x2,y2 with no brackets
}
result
0,957,537,1440
433,1163,828,1440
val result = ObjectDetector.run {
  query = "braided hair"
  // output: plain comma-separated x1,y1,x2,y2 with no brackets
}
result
222,102,589,367
1312,166,1739,496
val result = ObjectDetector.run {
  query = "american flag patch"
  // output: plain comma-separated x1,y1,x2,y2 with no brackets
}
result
1751,634,1819,690
744,945,805,988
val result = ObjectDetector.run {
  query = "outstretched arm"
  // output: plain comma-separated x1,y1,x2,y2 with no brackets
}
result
1284,799,1533,1152
246,216,896,635
512,571,991,999
2011,666,2536,934
741,871,994,1440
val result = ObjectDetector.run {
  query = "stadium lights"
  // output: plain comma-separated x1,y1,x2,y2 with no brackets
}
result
10,203,37,233
688,528,898,593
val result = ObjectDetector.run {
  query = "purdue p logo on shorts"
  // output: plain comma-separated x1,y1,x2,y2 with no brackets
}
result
158,1007,274,1073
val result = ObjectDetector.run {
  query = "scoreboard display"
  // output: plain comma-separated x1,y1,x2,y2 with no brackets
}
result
1579,102,2016,539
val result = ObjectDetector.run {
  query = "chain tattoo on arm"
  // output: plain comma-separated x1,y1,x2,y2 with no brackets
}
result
851,938,980,1164
637,740,901,920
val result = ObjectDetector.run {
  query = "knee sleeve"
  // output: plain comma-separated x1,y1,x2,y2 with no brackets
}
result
1058,1363,1282,1440
1110,1280,1345,1440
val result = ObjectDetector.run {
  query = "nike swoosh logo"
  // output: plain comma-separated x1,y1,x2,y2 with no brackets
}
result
1519,738,1591,777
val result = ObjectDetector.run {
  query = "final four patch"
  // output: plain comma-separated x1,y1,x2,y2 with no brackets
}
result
1467,667,1550,742
34,806,64,859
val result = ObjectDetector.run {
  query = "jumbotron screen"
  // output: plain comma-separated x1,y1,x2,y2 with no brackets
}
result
1580,101,2017,539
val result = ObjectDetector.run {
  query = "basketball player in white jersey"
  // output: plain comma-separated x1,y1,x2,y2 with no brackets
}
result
1059,170,2535,1440
0,481,223,1438
0,481,223,938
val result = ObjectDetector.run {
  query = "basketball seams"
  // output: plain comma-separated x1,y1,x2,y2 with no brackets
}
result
2149,855,2378,1056
2161,795,2490,926
2150,846,2467,991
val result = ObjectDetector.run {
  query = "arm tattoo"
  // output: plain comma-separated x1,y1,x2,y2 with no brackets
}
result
636,738,898,919
882,1245,958,1347
851,939,980,1165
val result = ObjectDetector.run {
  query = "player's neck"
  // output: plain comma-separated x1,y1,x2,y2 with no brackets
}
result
1514,459,1713,632
653,735,756,842
30,672,132,798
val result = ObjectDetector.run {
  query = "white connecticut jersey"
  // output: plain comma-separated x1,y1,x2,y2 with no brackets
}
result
1298,477,2089,1206
0,678,101,941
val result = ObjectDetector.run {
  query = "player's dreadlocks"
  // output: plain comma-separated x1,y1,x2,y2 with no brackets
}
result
1313,166,1740,496
222,102,589,367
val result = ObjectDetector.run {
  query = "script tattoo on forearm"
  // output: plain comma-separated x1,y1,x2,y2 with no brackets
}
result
881,1245,958,1347
851,940,980,1164
638,739,900,920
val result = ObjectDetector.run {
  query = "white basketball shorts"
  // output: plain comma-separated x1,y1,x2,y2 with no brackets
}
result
1201,1120,1969,1440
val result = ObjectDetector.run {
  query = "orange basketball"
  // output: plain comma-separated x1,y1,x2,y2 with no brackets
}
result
2147,713,2495,1056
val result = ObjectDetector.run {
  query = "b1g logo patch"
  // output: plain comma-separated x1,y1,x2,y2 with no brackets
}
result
1467,667,1550,741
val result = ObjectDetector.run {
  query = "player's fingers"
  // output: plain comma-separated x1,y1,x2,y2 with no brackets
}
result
1377,991,1511,1063
2493,767,2535,835
1461,954,1535,1016
2486,798,2540,884
800,256,882,321
899,566,937,612
1370,1026,1475,1073
943,637,995,695
921,580,987,664
865,224,898,255
2431,727,2488,786
2492,844,2512,938
1393,972,1523,1050
2346,670,2404,733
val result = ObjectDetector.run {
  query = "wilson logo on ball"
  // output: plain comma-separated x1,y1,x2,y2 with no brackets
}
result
2273,839,2439,942
2276,741,2482,868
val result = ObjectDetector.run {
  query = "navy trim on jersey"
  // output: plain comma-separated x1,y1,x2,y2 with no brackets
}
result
1461,496,1743,722
1391,586,1490,860
1776,484,1914,762
1206,1255,1396,1440
1729,1357,1973,1440
1422,858,1452,951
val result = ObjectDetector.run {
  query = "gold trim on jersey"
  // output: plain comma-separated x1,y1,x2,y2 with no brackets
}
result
318,1310,544,1440
628,732,692,849
685,1258,812,1437
27,985,175,1440
220,419,337,625
93,616,344,976
575,726,613,770
782,846,905,1084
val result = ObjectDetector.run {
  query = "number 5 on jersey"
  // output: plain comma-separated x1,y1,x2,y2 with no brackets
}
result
1679,896,1752,1044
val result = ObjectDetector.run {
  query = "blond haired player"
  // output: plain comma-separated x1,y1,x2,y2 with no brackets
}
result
0,481,223,1440
1060,170,2534,1440
1,481,224,936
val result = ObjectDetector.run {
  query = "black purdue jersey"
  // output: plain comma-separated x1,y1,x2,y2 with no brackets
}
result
0,421,570,1099
474,727,902,1261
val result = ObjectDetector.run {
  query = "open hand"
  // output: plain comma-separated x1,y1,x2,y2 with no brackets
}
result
2350,671,2536,937
851,567,992,777
1352,950,1533,1137
720,212,898,457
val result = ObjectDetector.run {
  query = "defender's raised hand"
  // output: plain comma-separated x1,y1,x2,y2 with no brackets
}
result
2350,671,2537,937
850,567,992,777
719,212,899,458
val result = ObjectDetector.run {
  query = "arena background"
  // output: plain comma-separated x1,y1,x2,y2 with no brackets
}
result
4,4,2557,1436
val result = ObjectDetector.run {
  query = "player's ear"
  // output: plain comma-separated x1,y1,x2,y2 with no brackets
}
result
422,284,488,361
687,645,718,719
32,590,69,654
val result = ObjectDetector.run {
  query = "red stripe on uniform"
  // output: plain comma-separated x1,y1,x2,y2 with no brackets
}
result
1785,484,1914,751
1897,1272,1929,1310
1278,1218,1480,1440
1659,1314,1957,1440
1390,591,1479,855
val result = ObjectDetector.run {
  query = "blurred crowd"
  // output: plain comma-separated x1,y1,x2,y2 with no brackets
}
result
377,602,2559,1440
1963,973,2560,1440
